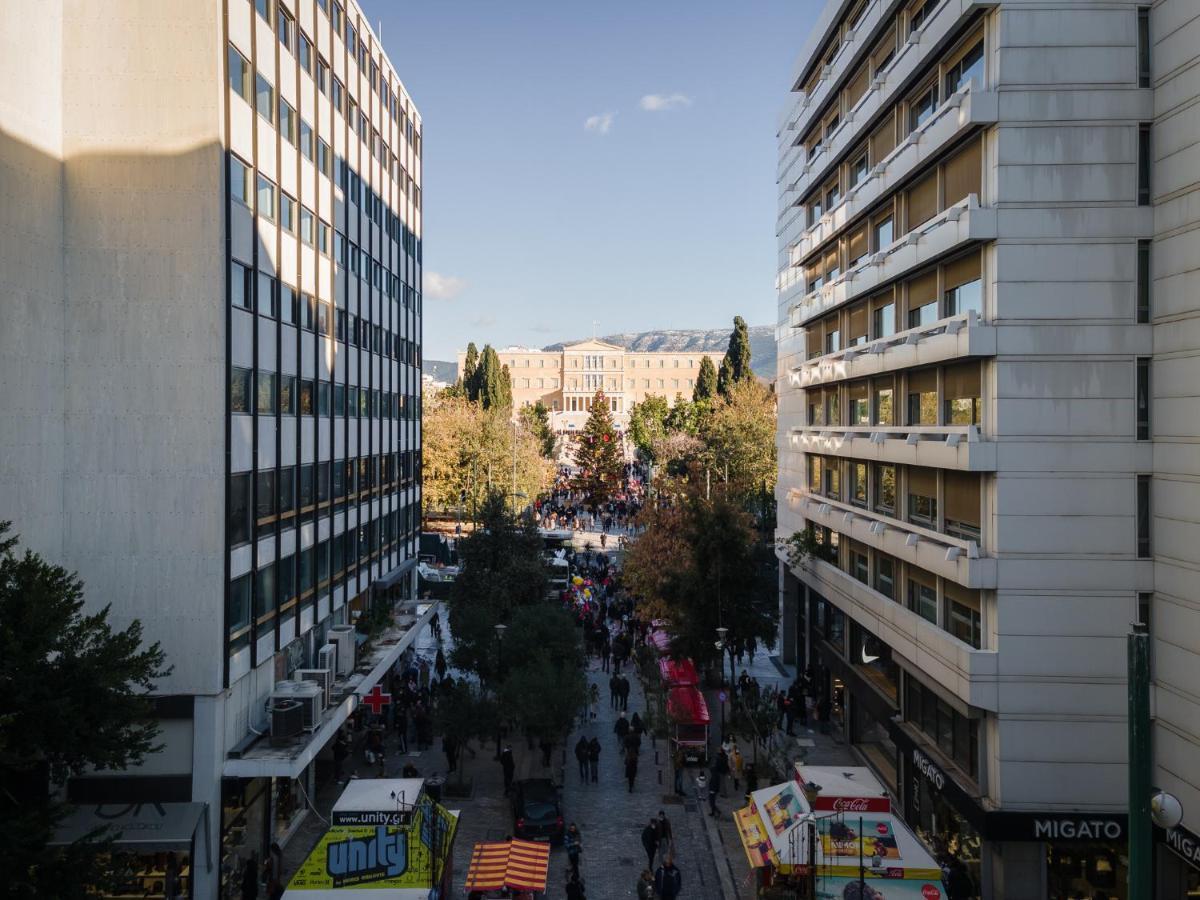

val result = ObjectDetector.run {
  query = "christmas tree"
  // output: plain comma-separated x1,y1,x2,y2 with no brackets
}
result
573,390,624,508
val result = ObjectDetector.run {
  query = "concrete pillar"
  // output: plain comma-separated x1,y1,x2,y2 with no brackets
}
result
779,562,797,665
191,694,226,900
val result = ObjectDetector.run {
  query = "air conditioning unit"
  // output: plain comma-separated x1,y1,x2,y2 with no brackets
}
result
318,643,338,677
269,699,304,745
272,680,324,732
328,626,357,676
297,668,333,707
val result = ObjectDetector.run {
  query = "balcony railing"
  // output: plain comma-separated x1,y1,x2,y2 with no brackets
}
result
787,311,996,387
787,487,995,588
786,423,996,471
786,196,996,326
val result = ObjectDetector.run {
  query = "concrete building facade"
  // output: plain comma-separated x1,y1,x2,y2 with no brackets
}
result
456,340,725,432
774,0,1199,897
1,0,423,895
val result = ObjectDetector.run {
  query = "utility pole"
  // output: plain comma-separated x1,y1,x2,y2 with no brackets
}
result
511,420,518,515
1128,621,1151,900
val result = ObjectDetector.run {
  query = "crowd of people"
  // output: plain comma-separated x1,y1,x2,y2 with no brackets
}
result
533,465,647,536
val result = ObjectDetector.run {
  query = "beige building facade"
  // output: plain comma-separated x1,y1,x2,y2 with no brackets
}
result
457,339,725,431
775,0,1200,897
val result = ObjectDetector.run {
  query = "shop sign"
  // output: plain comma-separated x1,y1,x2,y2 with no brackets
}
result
1164,822,1200,870
332,809,410,827
912,747,946,791
327,826,408,885
987,812,1127,843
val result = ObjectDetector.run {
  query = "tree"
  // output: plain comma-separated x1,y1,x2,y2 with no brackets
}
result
664,394,702,436
700,378,778,505
499,364,514,412
628,395,670,461
497,606,587,745
694,356,718,402
0,522,171,898
519,402,557,459
447,494,548,681
461,342,480,399
717,316,753,397
572,391,624,508
434,680,499,783
474,345,509,412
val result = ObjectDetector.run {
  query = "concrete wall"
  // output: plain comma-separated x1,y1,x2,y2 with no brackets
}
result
1150,0,1200,850
0,0,66,559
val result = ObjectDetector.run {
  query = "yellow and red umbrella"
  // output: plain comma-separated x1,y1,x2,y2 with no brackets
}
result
464,838,550,894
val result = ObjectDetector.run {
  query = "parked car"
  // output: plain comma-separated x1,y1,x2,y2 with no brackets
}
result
511,778,564,844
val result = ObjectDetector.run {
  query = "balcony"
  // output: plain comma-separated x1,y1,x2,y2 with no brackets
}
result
787,487,995,588
784,552,999,711
787,423,996,471
787,195,996,327
787,87,997,265
789,0,978,201
790,311,995,387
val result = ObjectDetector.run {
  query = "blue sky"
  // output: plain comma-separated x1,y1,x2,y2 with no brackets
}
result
359,0,823,361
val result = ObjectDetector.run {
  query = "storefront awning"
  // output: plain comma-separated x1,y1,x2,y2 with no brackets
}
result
373,557,417,591
50,801,210,861
464,839,550,894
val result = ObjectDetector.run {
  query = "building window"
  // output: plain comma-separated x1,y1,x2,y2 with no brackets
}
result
908,81,938,132
850,549,869,584
280,375,296,415
872,301,895,339
876,556,895,600
1136,358,1150,440
256,371,277,414
907,369,938,425
1137,7,1151,88
944,585,982,649
255,73,274,124
907,468,938,525
1138,123,1151,205
299,120,314,160
228,45,251,102
319,220,330,255
873,215,894,251
256,174,276,222
229,473,252,546
278,97,296,144
300,206,314,245
228,573,251,647
317,57,329,94
300,379,315,416
229,155,252,206
1136,474,1151,558
873,383,894,426
908,578,937,624
1136,240,1151,323
849,462,868,507
944,40,984,96
256,272,276,318
230,367,252,413
276,7,292,50
280,194,296,233
874,464,896,513
255,470,276,521
255,0,270,22
231,261,252,310
298,32,313,74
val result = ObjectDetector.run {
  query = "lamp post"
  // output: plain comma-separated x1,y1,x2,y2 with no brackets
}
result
716,626,729,738
1128,621,1151,900
494,623,507,760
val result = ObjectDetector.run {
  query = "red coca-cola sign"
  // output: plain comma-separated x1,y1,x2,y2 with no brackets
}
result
921,885,943,900
875,822,889,836
812,795,891,813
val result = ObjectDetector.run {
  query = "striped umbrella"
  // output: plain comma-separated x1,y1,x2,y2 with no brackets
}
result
465,839,550,893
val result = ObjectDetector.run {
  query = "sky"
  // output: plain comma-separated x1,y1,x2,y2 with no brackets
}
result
358,0,823,361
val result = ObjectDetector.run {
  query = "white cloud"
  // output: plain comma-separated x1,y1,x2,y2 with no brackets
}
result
639,93,693,112
425,271,467,301
471,314,497,328
584,112,615,134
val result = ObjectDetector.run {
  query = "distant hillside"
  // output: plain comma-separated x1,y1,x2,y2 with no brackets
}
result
544,326,776,378
423,359,458,384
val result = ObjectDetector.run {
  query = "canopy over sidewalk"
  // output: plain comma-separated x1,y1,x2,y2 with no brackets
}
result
464,838,550,894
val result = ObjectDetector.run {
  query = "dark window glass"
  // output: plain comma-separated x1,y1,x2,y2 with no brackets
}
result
1136,240,1151,323
1137,7,1151,88
317,462,330,503
231,367,252,414
1136,358,1150,440
317,539,329,584
333,461,345,499
229,573,252,635
299,546,314,595
278,554,295,605
300,380,315,415
280,375,296,415
299,464,314,508
318,382,331,416
278,466,295,514
1138,123,1151,205
256,371,277,415
1137,474,1151,557
229,473,252,545
256,470,276,519
334,384,346,416
254,564,276,618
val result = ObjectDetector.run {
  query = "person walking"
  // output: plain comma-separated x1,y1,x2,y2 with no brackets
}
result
625,748,639,793
601,639,611,673
588,682,600,720
394,706,408,754
640,819,660,871
434,647,447,682
614,711,630,747
672,747,685,795
499,745,515,795
564,823,583,879
618,674,630,712
654,856,683,900
655,810,674,863
609,673,620,709
731,744,744,795
575,736,590,781
587,736,601,783
443,734,459,774
636,869,655,900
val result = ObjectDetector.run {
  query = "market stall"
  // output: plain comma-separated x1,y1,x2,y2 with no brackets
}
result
283,778,457,899
463,838,550,895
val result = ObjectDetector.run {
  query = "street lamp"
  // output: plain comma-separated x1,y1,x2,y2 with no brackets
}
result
716,626,730,737
494,623,507,760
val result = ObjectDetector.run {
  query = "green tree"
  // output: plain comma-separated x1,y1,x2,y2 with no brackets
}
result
434,680,499,783
0,523,171,898
519,402,557,459
664,394,702,436
499,364,514,412
447,494,548,681
701,378,778,505
462,342,480,399
572,391,624,507
628,395,670,461
694,356,718,402
474,345,508,412
497,606,587,746
717,316,753,397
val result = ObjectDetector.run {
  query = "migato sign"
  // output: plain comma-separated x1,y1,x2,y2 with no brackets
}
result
912,747,946,791
1033,818,1123,841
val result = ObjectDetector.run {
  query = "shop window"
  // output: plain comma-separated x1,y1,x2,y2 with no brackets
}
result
907,467,938,525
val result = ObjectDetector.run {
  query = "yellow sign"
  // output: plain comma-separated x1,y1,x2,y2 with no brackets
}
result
288,799,456,891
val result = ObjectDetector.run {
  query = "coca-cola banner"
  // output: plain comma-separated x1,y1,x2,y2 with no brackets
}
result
812,795,892,814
